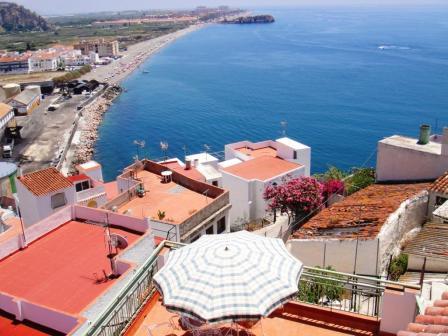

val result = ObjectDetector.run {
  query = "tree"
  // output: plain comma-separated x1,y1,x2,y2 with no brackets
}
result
264,176,323,220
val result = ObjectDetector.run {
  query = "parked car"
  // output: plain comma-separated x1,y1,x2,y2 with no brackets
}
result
2,138,14,158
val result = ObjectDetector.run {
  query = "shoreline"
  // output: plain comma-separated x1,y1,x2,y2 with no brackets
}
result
61,24,205,175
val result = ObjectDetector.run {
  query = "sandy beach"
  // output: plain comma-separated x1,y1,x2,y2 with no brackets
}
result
82,24,204,85
61,24,204,174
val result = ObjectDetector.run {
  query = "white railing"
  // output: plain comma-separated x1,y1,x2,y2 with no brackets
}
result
76,185,106,202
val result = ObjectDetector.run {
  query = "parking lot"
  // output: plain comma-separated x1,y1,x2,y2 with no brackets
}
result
8,93,90,174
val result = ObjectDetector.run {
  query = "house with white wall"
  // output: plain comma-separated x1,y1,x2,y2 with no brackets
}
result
377,125,448,182
16,167,76,227
28,50,61,72
0,103,14,131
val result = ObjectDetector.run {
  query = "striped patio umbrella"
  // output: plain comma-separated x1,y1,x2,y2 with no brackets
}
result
153,231,303,324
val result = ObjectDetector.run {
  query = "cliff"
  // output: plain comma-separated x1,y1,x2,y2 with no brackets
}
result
0,2,51,32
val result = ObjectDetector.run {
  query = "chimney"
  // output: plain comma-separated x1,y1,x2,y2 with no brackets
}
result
417,124,431,145
442,127,448,156
185,159,192,170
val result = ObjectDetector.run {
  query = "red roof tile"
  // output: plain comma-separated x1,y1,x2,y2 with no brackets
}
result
430,171,448,194
67,173,90,183
398,291,448,336
223,155,301,181
18,167,73,196
292,183,429,240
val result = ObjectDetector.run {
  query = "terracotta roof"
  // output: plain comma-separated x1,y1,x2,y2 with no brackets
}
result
398,291,448,336
0,55,29,63
67,174,90,183
292,183,429,240
430,171,448,194
18,167,73,196
222,155,301,181
0,103,12,119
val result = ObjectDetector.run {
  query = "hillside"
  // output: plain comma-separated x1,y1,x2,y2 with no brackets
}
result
0,2,51,32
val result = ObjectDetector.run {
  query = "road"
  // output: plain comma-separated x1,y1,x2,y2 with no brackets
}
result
8,94,88,174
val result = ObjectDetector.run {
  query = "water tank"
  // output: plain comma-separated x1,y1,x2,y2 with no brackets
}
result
24,85,41,96
3,83,21,99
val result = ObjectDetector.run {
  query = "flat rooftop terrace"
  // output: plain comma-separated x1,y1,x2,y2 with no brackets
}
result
118,170,211,224
236,146,277,158
0,310,63,336
0,220,141,315
380,135,442,155
124,295,377,336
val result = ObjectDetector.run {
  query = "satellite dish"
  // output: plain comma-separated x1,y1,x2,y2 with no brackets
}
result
110,233,129,249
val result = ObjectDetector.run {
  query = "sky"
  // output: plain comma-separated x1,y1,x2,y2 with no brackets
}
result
13,0,448,15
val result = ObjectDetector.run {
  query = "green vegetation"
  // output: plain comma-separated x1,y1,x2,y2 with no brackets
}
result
388,254,408,281
344,168,376,195
314,166,375,196
53,65,92,85
298,266,344,305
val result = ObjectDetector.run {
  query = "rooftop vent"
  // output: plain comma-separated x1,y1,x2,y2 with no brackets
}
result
418,124,431,145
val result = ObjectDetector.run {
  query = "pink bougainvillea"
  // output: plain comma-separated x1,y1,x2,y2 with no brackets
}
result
322,179,345,199
264,176,323,218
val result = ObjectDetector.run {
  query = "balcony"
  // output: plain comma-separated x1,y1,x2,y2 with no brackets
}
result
79,241,420,336
76,185,106,204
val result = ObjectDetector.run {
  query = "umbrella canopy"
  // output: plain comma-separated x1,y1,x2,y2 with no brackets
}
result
153,231,303,324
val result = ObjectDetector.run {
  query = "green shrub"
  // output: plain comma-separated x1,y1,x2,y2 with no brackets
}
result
345,168,375,195
298,266,344,305
388,254,408,281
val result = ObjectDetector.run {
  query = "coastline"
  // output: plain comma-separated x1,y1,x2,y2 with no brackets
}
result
60,24,205,175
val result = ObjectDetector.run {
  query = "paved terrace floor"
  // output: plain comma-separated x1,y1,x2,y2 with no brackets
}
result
125,295,377,336
118,170,211,224
0,220,141,315
236,146,277,159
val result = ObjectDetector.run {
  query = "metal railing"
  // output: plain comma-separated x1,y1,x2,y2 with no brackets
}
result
297,266,420,318
83,242,420,335
85,241,184,336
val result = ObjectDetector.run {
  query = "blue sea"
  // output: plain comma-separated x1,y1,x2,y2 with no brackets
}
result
94,7,448,181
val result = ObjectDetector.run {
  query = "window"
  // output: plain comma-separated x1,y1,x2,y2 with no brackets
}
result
435,196,448,208
217,217,226,234
206,226,214,235
212,181,218,187
293,150,298,160
51,193,66,209
75,180,90,192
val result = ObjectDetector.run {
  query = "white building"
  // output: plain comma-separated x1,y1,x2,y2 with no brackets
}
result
16,163,109,227
0,103,14,131
16,167,76,227
8,90,41,115
61,50,91,67
171,137,311,227
28,50,61,72
377,126,448,182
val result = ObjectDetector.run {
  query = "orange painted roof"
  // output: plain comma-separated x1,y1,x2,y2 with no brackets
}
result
18,167,73,196
223,156,301,181
162,161,205,182
430,171,448,194
0,220,141,314
0,310,63,336
125,293,377,336
0,55,29,62
292,183,429,240
0,103,12,119
236,146,277,158
118,170,211,224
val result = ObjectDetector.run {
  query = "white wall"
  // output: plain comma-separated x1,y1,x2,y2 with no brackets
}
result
222,172,250,226
377,191,428,274
377,142,448,182
287,239,380,275
16,180,76,227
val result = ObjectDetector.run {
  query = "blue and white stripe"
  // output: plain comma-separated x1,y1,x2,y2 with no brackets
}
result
153,231,303,323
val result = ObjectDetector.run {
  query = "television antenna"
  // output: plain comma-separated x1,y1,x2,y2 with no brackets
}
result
182,145,188,159
204,144,211,160
133,140,145,160
160,141,169,162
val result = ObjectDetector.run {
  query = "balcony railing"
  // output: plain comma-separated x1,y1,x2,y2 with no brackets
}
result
297,266,420,318
82,241,420,336
76,185,106,203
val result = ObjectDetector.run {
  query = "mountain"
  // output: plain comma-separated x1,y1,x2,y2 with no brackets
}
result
0,2,51,32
